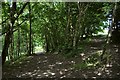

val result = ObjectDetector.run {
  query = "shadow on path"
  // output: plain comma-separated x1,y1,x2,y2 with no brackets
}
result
2,36,120,78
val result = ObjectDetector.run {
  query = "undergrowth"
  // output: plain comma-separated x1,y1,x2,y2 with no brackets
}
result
74,51,112,70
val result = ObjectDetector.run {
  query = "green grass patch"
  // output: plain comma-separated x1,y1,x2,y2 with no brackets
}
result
74,51,111,70
4,54,28,66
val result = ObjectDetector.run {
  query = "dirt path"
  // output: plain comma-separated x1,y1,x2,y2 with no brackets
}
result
2,37,120,79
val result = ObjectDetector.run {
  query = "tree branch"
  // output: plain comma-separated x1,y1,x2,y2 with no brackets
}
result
15,2,29,20
0,18,9,25
1,20,26,35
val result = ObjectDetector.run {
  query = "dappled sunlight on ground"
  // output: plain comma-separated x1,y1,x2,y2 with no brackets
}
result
3,52,120,78
2,37,120,78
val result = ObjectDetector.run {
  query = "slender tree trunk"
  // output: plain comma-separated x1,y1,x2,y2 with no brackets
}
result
2,31,11,64
26,33,29,54
17,27,20,57
2,2,28,65
45,35,49,52
28,2,32,55
32,39,34,54
75,2,81,47
101,3,117,60
65,3,70,48
10,31,14,61
2,2,16,65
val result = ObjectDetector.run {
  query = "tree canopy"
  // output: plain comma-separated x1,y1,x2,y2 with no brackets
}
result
1,2,120,78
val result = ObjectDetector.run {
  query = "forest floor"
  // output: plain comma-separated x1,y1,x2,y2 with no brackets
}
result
2,36,120,79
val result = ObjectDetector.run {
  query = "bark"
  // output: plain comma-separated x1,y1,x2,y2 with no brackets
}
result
10,31,14,61
65,3,70,47
32,40,34,54
101,3,117,60
28,2,32,55
2,31,12,64
45,35,49,52
2,2,16,65
17,27,20,57
2,2,28,65
75,2,82,47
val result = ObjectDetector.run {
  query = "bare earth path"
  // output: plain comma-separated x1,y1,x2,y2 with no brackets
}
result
2,37,120,79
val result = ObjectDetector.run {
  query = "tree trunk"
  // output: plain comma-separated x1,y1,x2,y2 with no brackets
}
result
2,2,28,65
17,27,20,57
2,31,11,65
28,2,32,55
45,35,49,52
10,31,14,61
65,3,71,48
101,3,117,60
2,2,16,65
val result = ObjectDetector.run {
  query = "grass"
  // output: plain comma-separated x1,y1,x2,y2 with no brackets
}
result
74,51,111,70
5,54,28,66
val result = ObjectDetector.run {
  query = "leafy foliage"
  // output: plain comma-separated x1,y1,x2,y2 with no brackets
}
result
1,2,115,64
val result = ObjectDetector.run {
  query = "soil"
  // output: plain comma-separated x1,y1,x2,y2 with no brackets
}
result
2,37,120,79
